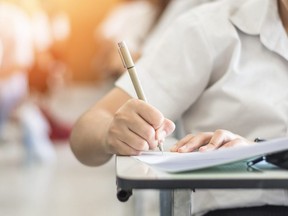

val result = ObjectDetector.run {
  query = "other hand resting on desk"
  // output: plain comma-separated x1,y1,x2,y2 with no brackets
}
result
170,129,255,153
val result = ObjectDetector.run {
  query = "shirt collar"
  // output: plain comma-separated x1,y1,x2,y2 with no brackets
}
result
230,0,288,60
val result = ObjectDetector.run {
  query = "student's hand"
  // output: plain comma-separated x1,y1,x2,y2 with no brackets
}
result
170,129,254,153
104,99,175,156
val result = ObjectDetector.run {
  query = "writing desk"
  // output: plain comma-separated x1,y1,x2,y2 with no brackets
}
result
116,155,288,216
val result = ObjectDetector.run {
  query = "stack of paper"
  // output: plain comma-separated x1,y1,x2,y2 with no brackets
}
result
133,137,288,173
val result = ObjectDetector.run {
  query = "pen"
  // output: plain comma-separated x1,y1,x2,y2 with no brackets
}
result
118,41,164,153
247,156,265,167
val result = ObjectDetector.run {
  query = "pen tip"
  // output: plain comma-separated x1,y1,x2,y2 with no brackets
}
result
158,141,164,154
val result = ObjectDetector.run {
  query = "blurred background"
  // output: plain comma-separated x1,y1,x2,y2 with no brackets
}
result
0,0,162,215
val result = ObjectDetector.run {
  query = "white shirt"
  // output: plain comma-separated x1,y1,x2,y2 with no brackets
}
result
116,0,288,215
143,0,215,54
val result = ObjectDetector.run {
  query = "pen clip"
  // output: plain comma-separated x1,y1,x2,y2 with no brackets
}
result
118,47,127,69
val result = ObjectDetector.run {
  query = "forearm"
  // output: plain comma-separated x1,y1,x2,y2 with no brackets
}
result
70,108,113,166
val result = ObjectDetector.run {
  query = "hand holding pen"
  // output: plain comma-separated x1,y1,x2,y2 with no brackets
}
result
118,41,175,154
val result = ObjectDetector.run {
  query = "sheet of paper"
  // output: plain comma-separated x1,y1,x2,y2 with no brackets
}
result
132,137,288,173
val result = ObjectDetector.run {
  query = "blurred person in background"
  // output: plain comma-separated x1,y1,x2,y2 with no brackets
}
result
0,1,56,163
92,0,171,80
0,1,34,137
0,40,2,66
92,0,214,80
22,0,72,142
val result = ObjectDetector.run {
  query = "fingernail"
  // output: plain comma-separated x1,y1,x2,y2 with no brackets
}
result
199,146,207,151
200,145,213,151
151,140,159,149
179,145,187,151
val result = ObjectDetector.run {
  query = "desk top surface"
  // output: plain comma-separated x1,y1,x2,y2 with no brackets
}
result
116,156,288,190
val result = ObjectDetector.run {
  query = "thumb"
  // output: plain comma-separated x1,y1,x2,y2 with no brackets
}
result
156,118,175,141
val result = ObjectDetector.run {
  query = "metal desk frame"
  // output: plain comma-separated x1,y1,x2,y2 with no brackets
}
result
116,156,288,216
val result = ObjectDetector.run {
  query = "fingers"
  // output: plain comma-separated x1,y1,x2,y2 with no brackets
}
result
133,99,165,129
126,112,158,148
109,110,154,153
170,129,250,153
105,120,150,155
170,132,213,153
155,119,176,141
199,129,237,151
108,99,175,155
152,118,176,150
129,100,176,149
218,137,253,148
105,136,142,156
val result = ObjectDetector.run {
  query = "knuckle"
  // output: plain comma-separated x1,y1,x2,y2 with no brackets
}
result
156,114,165,125
143,127,155,140
114,111,129,125
148,111,164,128
128,98,141,107
186,134,194,139
214,129,226,135
113,111,123,122
137,140,148,150
122,148,133,155
196,132,206,137
107,124,118,137
234,137,243,143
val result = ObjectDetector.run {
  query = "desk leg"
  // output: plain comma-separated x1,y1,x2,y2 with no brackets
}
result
134,190,144,216
160,190,191,216
160,190,173,216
